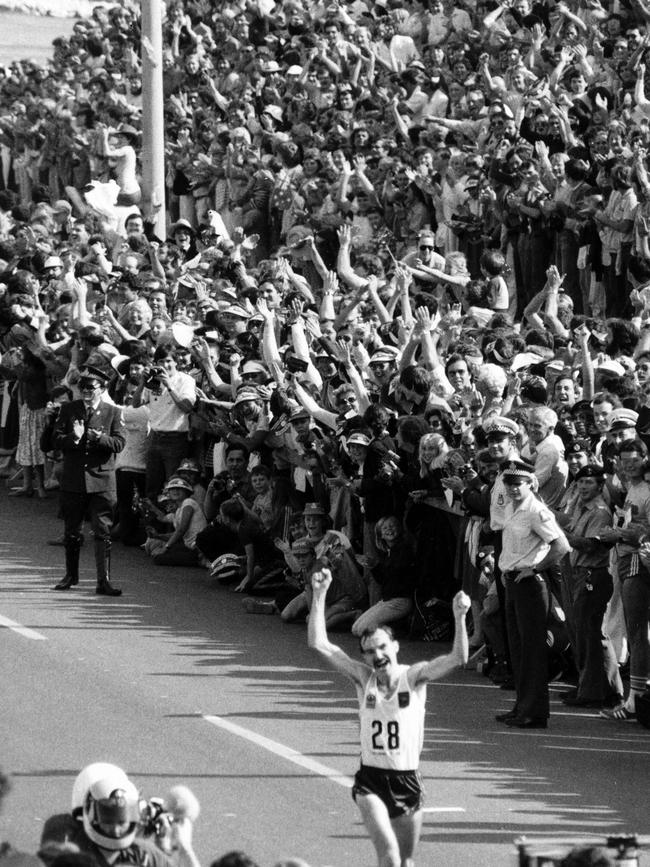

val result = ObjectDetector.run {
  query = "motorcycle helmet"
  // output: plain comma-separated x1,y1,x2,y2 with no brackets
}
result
76,764,140,850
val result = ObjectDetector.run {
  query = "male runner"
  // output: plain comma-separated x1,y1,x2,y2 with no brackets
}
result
308,569,470,867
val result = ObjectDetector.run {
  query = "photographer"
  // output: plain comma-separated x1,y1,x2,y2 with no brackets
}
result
351,516,416,637
132,347,196,499
194,446,255,563
39,763,200,867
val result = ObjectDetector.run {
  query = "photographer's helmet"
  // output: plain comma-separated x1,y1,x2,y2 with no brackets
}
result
74,763,140,850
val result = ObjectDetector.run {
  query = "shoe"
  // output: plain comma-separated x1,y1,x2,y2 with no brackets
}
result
504,716,548,729
490,661,511,684
559,688,578,701
44,478,59,490
8,488,34,497
242,597,276,615
47,538,66,546
599,704,635,721
96,581,122,597
499,678,516,690
53,575,79,590
495,710,518,722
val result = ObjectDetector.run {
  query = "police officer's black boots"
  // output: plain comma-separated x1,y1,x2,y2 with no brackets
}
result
94,538,122,597
53,537,81,590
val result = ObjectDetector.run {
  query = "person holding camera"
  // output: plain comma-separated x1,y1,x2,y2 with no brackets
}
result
132,346,196,499
39,763,200,867
351,517,416,637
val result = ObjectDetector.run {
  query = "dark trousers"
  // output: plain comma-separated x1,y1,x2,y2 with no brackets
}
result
570,566,623,702
60,490,115,543
604,245,631,318
153,540,200,567
195,522,241,561
505,572,550,720
145,430,189,499
116,469,146,546
517,232,550,307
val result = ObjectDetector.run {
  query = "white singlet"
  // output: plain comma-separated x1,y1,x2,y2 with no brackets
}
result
359,665,425,771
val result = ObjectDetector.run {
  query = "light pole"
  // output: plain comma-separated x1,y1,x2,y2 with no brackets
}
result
140,0,166,240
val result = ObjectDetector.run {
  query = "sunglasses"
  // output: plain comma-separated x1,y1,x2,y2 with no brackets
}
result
419,245,434,251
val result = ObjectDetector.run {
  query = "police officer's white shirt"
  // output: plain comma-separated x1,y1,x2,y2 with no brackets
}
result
498,492,564,573
359,665,424,771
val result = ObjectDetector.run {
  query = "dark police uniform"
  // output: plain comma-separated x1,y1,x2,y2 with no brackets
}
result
51,397,125,593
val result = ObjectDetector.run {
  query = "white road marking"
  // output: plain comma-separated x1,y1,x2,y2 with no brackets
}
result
204,715,467,814
204,714,354,787
0,613,46,641
545,745,650,756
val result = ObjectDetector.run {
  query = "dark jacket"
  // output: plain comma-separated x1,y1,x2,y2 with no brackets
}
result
371,539,417,600
52,399,125,494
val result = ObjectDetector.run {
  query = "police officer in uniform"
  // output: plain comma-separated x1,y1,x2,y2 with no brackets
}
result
495,460,570,729
51,365,126,595
485,415,521,684
308,568,470,867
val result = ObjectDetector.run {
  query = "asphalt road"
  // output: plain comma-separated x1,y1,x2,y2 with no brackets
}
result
1,489,650,867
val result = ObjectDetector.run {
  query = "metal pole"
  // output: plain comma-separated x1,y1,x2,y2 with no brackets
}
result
141,0,166,240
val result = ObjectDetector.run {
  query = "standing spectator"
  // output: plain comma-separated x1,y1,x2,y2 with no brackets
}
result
51,365,125,596
496,460,570,729
559,465,624,709
132,347,196,499
523,406,569,508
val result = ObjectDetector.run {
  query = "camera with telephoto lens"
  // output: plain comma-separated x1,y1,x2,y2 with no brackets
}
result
139,797,174,852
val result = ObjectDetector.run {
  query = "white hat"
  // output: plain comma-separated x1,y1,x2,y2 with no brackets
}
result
242,360,268,376
510,351,546,372
262,104,283,122
287,65,303,76
607,408,639,431
222,304,250,318
233,387,261,406
44,255,63,268
597,358,625,377
347,432,370,447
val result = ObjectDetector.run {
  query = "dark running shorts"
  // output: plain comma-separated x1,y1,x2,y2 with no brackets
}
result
352,764,425,818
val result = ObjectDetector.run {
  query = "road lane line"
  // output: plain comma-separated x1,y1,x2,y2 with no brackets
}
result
545,745,650,756
204,714,354,787
0,613,46,641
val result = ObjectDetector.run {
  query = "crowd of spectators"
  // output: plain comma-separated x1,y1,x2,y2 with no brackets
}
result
1,0,650,729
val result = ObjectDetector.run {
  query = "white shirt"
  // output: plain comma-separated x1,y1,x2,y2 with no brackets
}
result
114,405,150,472
174,497,207,549
499,493,564,573
143,370,196,433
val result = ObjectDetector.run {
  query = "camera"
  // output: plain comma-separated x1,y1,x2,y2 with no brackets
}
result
145,366,164,391
286,356,310,374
